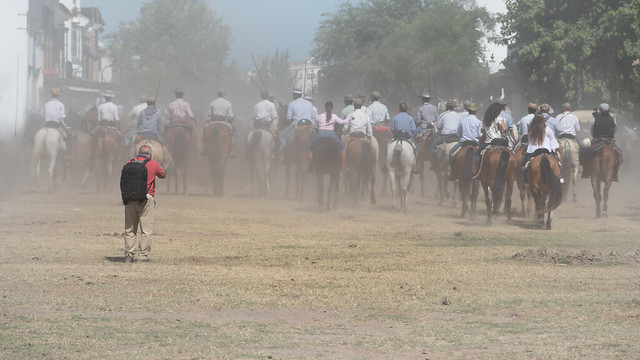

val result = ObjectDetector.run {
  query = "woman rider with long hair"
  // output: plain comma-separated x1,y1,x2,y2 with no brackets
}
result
522,111,563,187
308,101,349,168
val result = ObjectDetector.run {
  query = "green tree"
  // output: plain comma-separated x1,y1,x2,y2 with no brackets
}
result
107,0,231,102
253,48,296,103
312,0,494,104
499,0,640,113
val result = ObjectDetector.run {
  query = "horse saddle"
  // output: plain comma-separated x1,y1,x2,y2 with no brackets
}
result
392,130,411,141
415,127,434,140
165,122,193,131
296,119,313,127
204,121,232,131
524,149,552,170
372,125,390,134
91,125,121,138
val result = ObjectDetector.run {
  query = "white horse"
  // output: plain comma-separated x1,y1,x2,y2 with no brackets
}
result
247,129,275,196
387,139,415,213
32,127,67,192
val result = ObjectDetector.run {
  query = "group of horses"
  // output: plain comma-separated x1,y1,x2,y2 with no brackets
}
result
31,105,622,229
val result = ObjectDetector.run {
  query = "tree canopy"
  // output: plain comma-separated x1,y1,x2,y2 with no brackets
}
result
107,0,231,101
499,0,640,114
312,0,494,105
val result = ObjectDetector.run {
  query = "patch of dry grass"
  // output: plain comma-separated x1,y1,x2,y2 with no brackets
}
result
1,185,640,359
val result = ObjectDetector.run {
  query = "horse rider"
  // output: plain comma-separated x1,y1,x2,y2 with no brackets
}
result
555,102,581,174
448,102,482,178
340,94,355,120
516,102,537,146
413,92,439,138
583,103,622,181
305,94,318,117
308,100,349,169
279,89,317,149
125,95,147,146
521,112,562,188
474,101,510,173
496,98,516,147
44,88,72,139
168,90,198,126
367,91,390,127
431,99,460,154
539,103,560,137
253,89,279,144
347,97,373,140
390,102,417,153
97,91,120,129
136,96,169,151
208,89,235,155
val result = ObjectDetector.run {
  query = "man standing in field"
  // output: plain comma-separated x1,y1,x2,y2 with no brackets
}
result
122,144,166,263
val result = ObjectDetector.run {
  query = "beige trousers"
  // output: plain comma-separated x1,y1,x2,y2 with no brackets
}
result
124,194,156,259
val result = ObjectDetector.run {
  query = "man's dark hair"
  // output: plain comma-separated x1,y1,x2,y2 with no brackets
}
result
399,103,408,112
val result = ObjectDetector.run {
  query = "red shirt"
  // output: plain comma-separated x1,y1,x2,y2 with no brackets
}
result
128,155,164,197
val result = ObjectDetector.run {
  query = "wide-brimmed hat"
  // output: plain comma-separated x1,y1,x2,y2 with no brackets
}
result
344,94,354,101
527,102,537,109
561,102,571,110
539,103,554,114
420,93,431,99
446,99,456,107
371,90,380,98
101,90,116,98
174,89,186,95
598,103,610,112
50,88,62,96
293,89,303,95
467,102,479,111
146,96,156,103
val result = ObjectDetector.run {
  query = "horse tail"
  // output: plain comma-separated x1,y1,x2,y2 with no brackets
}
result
361,140,374,171
541,155,562,211
391,141,402,167
249,130,262,155
492,149,510,209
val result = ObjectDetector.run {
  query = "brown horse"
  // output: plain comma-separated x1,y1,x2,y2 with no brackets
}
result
345,137,377,207
203,121,232,196
584,140,619,218
90,126,121,193
372,126,393,196
513,144,533,217
165,124,194,194
431,140,458,205
526,152,563,229
312,137,342,210
415,128,435,197
476,146,518,223
283,123,314,201
450,142,479,218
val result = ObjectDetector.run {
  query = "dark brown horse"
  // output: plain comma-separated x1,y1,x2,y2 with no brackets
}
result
345,137,377,207
165,124,194,194
90,126,121,193
372,126,393,196
415,128,435,197
584,140,619,218
203,121,232,196
526,152,563,229
476,146,518,223
283,123,314,201
312,137,341,210
513,144,533,217
450,143,479,218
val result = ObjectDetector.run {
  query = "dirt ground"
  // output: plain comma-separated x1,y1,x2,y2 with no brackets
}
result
1,141,640,359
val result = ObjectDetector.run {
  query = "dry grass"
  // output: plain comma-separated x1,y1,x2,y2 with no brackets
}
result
1,174,640,359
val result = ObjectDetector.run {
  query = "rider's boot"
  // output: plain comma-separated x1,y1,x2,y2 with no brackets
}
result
612,164,619,182
307,152,313,171
341,151,346,170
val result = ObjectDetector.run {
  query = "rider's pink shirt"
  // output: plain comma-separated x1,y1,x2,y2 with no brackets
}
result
316,112,348,131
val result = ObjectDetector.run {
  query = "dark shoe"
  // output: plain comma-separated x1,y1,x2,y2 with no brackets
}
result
134,257,149,263
125,256,133,264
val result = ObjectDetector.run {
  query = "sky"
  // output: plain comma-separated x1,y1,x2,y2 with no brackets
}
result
94,0,507,70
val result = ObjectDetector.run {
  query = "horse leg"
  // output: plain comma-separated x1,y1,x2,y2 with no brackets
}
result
592,177,602,218
332,172,339,210
602,180,612,218
419,170,425,197
470,180,479,219
390,173,397,212
370,172,376,206
316,172,324,208
504,177,514,222
380,168,389,197
48,152,57,193
545,211,552,230
483,184,492,224
284,163,290,198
